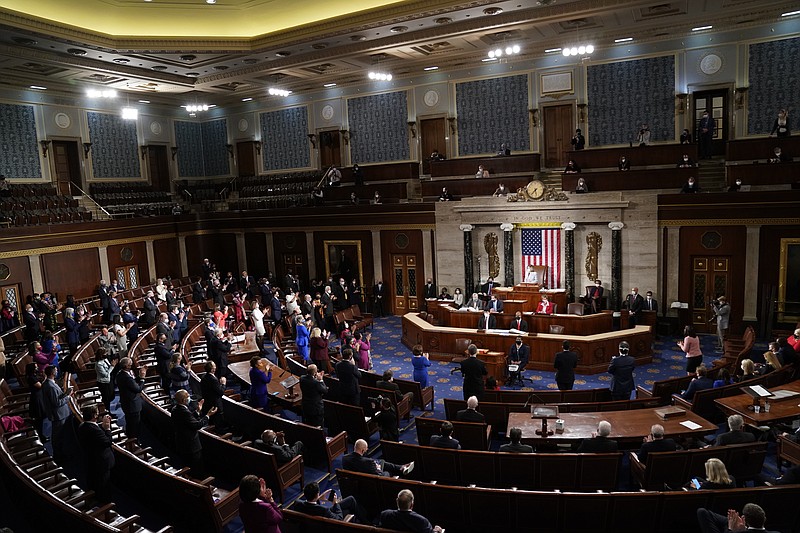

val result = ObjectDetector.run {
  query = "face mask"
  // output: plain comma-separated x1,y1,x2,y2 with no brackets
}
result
516,341,522,346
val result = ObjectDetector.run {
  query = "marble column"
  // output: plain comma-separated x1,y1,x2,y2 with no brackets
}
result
235,232,247,273
371,230,382,284
265,232,276,275
561,222,576,302
28,254,44,294
743,225,760,322
500,223,514,286
145,240,157,283
305,231,317,280
609,222,624,311
422,229,434,286
98,246,111,284
177,236,189,277
460,224,474,295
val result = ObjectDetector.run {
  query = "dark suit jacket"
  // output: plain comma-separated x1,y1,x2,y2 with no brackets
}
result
681,376,715,401
554,350,579,383
335,360,361,401
376,380,404,402
477,314,496,329
608,355,636,397
200,372,225,414
636,438,677,463
171,403,208,454
461,356,487,398
643,298,658,312
254,439,299,465
143,298,158,326
480,281,500,294
154,342,173,377
270,297,283,322
625,293,645,314
486,299,504,313
116,370,145,415
510,318,529,332
577,436,619,453
379,509,435,533
499,442,534,453
423,283,436,299
374,283,386,300
455,408,485,423
715,430,756,447
508,343,530,368
299,374,327,418
429,435,460,449
342,452,381,476
78,421,115,472
293,499,343,521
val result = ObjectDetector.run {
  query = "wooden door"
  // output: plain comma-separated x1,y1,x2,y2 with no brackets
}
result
693,89,729,156
319,130,341,168
1,284,21,314
391,254,420,314
147,145,170,192
543,104,574,168
237,141,257,177
420,117,446,174
281,253,304,290
52,141,81,195
690,256,730,333
115,265,141,290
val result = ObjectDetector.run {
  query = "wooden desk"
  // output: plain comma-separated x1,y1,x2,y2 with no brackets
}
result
714,379,800,426
726,161,800,186
228,360,303,408
567,143,697,169
430,153,541,177
561,167,698,192
431,304,612,335
402,313,652,375
508,407,717,446
421,175,531,198
725,137,800,162
494,287,568,311
338,162,419,183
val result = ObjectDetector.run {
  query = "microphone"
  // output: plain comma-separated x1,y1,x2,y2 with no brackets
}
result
523,391,547,418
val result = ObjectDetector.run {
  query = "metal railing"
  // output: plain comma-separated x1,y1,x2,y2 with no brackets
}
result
68,182,112,219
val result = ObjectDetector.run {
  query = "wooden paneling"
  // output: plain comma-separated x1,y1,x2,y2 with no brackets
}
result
658,190,800,222
543,104,574,168
324,182,408,202
568,143,698,169
726,162,800,186
430,154,540,177
107,241,150,284
244,232,268,279
41,248,100,300
313,230,373,289
380,229,424,289
272,232,307,288
561,167,698,192
725,136,800,162
0,256,34,300
422,176,531,198
236,141,258,178
185,234,238,278
338,162,419,183
758,224,800,324
153,238,181,281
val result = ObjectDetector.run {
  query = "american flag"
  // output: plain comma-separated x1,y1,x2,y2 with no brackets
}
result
521,228,561,288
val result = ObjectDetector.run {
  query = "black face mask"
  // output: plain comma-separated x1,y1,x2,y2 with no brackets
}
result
516,341,522,346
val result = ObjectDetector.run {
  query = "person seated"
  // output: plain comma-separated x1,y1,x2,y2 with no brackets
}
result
437,287,452,300
349,192,359,205
374,397,399,442
583,279,604,313
428,421,461,449
486,294,503,313
690,458,736,490
493,182,509,197
430,149,445,161
713,368,733,388
293,481,366,523
715,414,756,446
438,187,453,202
475,165,489,179
376,369,414,405
253,429,305,465
756,350,782,376
477,309,496,330
680,128,692,144
456,396,485,423
680,364,714,401
677,154,695,168
575,177,589,193
736,359,757,382
510,311,528,332
768,146,791,163
618,156,630,171
238,475,282,532
507,336,529,385
576,420,618,452
328,166,342,186
379,489,444,533
523,265,539,283
464,292,482,310
373,191,382,205
499,427,534,453
636,424,677,463
727,178,742,192
485,375,499,391
497,143,511,156
696,503,778,533
564,160,581,174
535,295,553,315
680,177,700,193
480,277,499,294
758,463,800,486
342,438,414,477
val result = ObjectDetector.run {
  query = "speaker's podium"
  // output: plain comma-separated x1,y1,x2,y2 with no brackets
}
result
530,405,560,437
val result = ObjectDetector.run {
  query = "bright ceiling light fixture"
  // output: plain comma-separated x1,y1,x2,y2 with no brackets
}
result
368,71,393,81
121,107,138,120
544,48,562,53
614,37,633,43
423,66,439,71
87,89,117,98
30,85,47,90
781,10,800,16
184,104,210,112
488,44,521,59
324,83,337,87
562,44,593,57
692,25,713,31
268,88,292,97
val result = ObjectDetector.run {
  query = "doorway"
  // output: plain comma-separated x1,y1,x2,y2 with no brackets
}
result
236,141,257,177
391,254,420,314
147,145,170,192
115,265,141,290
543,104,575,168
52,140,82,195
319,130,342,169
693,89,729,157
420,117,446,175
1,284,21,315
690,256,730,333
281,253,305,291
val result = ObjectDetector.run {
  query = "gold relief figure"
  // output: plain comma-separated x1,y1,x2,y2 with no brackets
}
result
484,232,500,279
585,232,602,281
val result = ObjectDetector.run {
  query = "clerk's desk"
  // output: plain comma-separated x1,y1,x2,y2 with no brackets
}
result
430,303,612,335
402,312,653,376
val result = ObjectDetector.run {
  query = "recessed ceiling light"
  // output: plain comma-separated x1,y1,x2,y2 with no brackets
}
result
138,100,150,103
423,66,439,71
482,57,498,62
241,97,253,101
67,48,87,56
121,107,138,120
781,10,800,16
483,7,503,15
324,83,337,87
206,0,216,4
544,47,562,53
691,25,712,31
614,37,633,43
30,85,47,90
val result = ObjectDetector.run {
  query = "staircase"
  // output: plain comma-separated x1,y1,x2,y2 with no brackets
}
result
73,195,111,221
698,157,727,192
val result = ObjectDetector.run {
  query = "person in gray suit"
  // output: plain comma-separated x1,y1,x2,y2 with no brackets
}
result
41,365,74,461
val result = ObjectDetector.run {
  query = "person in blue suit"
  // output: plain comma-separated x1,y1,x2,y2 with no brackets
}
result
411,344,432,388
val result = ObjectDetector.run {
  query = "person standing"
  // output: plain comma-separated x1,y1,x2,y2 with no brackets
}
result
699,110,715,159
249,356,273,410
116,357,147,440
335,348,361,406
712,296,730,352
295,317,311,363
410,344,432,389
200,361,226,428
299,364,327,428
41,365,73,461
570,128,585,150
238,475,282,533
678,325,703,375
608,341,635,401
78,404,115,502
460,344,487,401
172,389,216,475
553,340,578,390
770,108,791,137
373,280,386,317
624,287,645,327
643,291,658,313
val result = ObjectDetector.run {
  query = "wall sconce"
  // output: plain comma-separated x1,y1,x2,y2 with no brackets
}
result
307,133,317,149
340,129,350,145
82,142,93,158
254,141,262,155
734,87,748,110
171,146,179,160
226,144,234,158
407,121,417,138
140,145,149,160
529,109,540,128
39,140,51,158
447,117,457,135
576,103,588,123
676,93,688,115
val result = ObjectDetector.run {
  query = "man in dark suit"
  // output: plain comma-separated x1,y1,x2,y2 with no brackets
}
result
379,489,443,533
254,429,304,465
477,310,496,330
342,438,413,477
584,279,604,314
156,312,172,340
510,312,528,332
715,414,756,446
423,279,436,300
98,280,110,309
643,291,658,313
41,365,74,460
680,364,715,401
623,287,645,327
508,336,530,385
577,420,619,452
154,333,174,392
499,427,534,453
376,369,414,405
212,329,232,379
142,290,158,327
200,361,226,428
428,421,461,449
486,294,504,313
460,344,487,401
293,481,365,523
270,290,283,323
104,291,121,323
373,281,386,317
333,278,349,311
636,424,677,462
456,396,485,423
480,277,498,295
115,357,147,439
698,109,715,159
22,304,41,342
608,341,635,401
553,340,579,390
299,364,327,427
335,348,361,406
696,503,780,533
239,270,255,298
171,389,216,475
285,269,300,294
78,404,115,501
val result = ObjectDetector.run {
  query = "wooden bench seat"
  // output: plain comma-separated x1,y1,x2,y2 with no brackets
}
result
358,370,434,411
777,434,800,471
324,399,379,443
414,417,491,450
